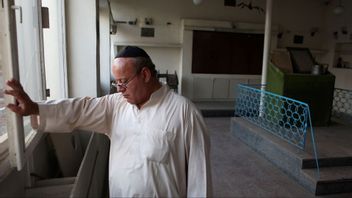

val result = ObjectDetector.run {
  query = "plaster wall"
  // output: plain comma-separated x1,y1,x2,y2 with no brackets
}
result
110,0,336,99
110,0,328,56
66,0,98,97
323,0,352,90
99,0,112,96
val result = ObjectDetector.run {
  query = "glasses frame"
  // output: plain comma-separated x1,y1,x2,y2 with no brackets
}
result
112,72,139,91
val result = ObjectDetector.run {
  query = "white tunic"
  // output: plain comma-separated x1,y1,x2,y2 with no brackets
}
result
34,84,212,197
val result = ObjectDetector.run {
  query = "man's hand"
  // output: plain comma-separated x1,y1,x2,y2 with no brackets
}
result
4,79,39,116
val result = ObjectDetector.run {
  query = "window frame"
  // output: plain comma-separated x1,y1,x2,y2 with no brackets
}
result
1,0,67,180
0,0,25,175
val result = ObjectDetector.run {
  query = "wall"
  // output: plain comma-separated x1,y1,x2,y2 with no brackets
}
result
272,0,326,50
66,0,98,97
110,0,336,100
110,0,328,55
99,0,111,96
323,0,352,90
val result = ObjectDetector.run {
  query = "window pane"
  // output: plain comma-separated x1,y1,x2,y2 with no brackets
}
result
42,0,67,99
15,0,44,138
0,70,7,141
0,6,8,141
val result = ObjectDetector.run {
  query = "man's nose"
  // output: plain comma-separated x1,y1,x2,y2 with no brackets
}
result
117,86,126,93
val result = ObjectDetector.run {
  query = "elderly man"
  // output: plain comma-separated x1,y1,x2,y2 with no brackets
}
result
5,46,212,197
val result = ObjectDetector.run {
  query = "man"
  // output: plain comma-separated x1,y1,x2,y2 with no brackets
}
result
5,46,212,197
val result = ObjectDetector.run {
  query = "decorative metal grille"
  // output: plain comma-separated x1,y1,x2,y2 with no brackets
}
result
234,84,320,178
332,88,352,124
235,84,311,149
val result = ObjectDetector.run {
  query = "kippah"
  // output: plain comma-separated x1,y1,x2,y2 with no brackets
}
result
115,46,150,59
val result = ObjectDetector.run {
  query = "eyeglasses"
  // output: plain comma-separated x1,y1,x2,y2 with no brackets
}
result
112,72,139,91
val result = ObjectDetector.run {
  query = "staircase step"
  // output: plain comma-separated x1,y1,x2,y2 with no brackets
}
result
231,117,352,195
302,157,352,169
201,109,235,117
302,166,352,195
34,177,76,187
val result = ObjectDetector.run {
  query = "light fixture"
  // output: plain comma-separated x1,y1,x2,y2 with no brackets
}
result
333,0,344,15
193,0,203,5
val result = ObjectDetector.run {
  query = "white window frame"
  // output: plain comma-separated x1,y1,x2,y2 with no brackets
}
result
1,0,67,178
1,0,26,173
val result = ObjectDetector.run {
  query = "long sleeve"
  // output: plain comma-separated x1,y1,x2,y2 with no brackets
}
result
33,95,117,135
185,107,213,197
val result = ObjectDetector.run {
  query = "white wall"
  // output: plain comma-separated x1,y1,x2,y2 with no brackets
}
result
110,0,328,50
272,0,326,50
142,47,181,74
322,0,352,90
110,0,340,100
111,0,352,94
66,0,98,97
99,0,111,96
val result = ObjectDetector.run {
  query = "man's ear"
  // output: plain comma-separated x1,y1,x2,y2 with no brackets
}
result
141,67,151,83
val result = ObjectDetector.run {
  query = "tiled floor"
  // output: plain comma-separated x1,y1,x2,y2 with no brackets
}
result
205,117,352,198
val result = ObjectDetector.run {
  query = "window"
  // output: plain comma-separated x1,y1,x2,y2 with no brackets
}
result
0,0,9,150
0,0,14,178
42,0,68,99
0,0,52,173
0,30,7,145
192,30,264,75
15,0,46,142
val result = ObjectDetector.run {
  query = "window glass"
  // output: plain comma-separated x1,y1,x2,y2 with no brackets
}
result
0,72,6,142
15,0,45,138
0,4,8,143
42,0,67,99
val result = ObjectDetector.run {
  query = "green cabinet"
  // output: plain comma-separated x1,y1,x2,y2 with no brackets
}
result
267,63,335,126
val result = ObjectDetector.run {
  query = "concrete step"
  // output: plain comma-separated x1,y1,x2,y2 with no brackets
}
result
302,166,352,195
231,117,352,195
302,157,352,169
195,101,235,117
34,177,76,187
201,109,235,117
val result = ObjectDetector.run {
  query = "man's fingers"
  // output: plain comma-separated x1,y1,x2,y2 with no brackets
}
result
4,89,16,96
4,79,38,116
7,104,24,115
4,89,27,103
6,79,23,91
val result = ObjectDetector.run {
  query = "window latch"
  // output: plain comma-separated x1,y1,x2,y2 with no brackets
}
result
11,5,22,23
46,89,50,97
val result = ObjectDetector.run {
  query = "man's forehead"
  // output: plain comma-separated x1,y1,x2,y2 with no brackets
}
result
113,57,134,65
113,58,136,71
112,58,136,78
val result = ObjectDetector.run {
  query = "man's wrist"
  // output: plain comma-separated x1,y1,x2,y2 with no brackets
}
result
32,102,39,115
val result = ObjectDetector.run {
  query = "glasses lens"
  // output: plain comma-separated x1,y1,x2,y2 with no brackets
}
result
113,72,139,92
